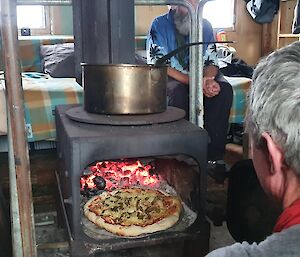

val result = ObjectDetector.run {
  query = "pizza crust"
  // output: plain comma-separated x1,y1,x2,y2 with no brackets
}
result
84,188,182,237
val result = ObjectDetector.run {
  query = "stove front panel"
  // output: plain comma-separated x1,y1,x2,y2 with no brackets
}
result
55,104,208,255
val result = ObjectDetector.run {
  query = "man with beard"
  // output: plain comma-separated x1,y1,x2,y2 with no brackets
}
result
146,0,233,182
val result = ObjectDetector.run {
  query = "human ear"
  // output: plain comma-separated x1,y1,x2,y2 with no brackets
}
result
261,132,284,175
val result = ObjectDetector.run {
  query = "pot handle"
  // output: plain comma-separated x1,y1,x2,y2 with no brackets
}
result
154,40,234,66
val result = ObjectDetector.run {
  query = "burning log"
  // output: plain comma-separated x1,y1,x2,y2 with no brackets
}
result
93,176,106,190
81,184,101,198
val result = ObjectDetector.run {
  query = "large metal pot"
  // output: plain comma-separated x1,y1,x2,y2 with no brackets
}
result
82,41,232,115
82,63,168,115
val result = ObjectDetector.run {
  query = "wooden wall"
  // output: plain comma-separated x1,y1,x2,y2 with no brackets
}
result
240,0,300,59
50,1,282,66
51,6,73,35
262,0,298,56
135,6,168,36
226,0,262,66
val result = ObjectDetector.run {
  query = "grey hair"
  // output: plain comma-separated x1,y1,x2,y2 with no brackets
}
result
246,41,300,176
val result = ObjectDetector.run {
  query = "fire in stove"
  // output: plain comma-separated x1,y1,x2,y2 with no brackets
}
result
80,159,160,197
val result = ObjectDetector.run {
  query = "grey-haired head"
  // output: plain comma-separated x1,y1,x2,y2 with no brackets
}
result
246,41,300,176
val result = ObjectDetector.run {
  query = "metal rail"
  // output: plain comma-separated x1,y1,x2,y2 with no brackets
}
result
17,0,71,5
196,0,213,127
0,0,37,256
7,107,23,257
137,0,214,126
135,0,200,124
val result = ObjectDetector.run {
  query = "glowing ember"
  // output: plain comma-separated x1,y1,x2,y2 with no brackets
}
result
80,160,160,191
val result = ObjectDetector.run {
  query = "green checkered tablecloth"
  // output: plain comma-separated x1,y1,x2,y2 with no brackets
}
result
225,76,252,124
0,72,83,142
22,73,83,141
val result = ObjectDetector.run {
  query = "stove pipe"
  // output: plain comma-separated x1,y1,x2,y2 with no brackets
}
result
72,0,135,84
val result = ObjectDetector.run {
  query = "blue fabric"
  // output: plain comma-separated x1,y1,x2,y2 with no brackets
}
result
146,9,218,73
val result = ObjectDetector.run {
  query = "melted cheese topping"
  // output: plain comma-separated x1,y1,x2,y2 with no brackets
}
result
88,188,179,226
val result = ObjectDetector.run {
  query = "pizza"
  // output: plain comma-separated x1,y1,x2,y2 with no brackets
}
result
84,187,182,237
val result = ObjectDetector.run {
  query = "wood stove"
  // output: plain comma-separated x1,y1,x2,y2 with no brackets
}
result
55,104,210,257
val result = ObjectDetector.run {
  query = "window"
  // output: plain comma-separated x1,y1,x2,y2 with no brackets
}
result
203,0,235,29
16,5,50,35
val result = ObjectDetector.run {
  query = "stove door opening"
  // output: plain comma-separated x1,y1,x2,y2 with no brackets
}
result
79,155,202,241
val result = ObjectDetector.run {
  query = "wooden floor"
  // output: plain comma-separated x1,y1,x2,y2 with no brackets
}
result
0,149,58,214
224,143,244,167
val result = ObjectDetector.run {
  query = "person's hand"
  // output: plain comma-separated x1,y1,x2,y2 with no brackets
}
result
203,77,221,98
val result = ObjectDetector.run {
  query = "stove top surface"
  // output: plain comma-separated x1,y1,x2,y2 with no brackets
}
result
66,105,185,125
56,105,204,140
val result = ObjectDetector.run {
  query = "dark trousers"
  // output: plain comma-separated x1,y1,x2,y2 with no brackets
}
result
167,77,233,160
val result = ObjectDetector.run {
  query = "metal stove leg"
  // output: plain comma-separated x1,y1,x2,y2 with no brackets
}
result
70,240,90,257
184,220,210,257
